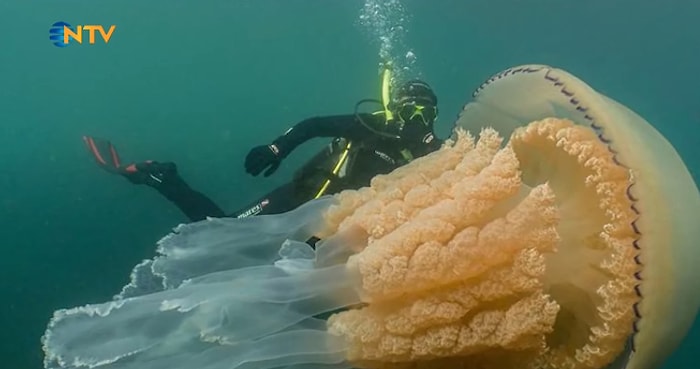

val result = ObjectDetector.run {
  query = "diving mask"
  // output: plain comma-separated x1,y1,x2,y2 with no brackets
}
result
397,102,438,126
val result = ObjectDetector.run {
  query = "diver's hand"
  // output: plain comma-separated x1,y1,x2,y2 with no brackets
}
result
120,161,178,188
245,144,281,177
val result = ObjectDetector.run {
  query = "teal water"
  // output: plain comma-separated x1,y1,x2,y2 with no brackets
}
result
0,1,697,368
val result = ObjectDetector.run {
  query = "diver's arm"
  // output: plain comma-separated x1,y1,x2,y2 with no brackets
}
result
411,132,444,157
424,134,444,152
271,114,372,157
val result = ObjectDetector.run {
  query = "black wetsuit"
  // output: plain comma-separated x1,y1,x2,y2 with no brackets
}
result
157,113,443,222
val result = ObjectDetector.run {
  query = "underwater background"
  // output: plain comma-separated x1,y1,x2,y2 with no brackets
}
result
0,0,697,368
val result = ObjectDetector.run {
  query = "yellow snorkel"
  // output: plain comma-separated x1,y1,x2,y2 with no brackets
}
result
354,63,402,139
381,65,394,122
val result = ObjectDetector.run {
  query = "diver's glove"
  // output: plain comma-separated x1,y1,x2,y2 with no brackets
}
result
120,161,179,188
245,144,282,177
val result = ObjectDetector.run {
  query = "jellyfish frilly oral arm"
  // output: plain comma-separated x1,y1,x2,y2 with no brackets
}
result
315,116,649,369
319,126,563,366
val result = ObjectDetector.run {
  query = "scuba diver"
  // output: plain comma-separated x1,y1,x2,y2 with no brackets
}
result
83,70,443,223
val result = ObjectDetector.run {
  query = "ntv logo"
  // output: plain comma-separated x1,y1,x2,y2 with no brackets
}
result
49,21,116,48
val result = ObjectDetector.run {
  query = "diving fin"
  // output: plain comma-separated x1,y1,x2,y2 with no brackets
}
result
82,136,123,174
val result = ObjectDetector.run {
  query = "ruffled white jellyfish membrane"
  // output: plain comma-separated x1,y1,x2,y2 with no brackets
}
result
42,196,361,369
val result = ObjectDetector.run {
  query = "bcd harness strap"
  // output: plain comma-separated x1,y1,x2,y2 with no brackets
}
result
312,138,414,199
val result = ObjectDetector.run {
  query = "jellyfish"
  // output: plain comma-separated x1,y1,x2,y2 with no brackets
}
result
41,65,699,369
454,64,700,369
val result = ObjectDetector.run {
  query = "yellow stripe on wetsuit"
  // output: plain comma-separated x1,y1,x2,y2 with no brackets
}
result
313,141,353,199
